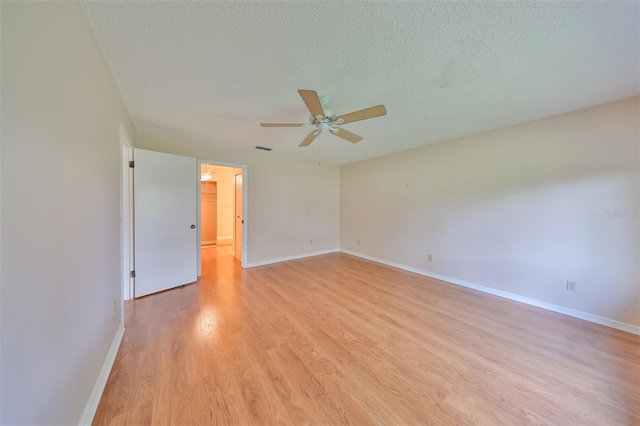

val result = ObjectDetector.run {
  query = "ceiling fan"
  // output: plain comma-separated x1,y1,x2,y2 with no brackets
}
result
260,90,387,147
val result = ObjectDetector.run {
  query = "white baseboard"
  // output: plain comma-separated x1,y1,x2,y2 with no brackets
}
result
217,236,233,245
340,249,640,336
245,248,339,268
79,323,125,425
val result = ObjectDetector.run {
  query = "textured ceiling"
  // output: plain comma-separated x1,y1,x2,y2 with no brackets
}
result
82,1,639,165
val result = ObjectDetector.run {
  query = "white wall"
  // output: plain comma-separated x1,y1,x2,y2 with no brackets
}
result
137,133,340,265
1,2,136,424
341,97,639,327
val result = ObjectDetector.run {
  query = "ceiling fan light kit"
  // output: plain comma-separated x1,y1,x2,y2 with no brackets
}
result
260,90,386,147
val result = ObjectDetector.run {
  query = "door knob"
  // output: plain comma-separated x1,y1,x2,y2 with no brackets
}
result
190,224,196,229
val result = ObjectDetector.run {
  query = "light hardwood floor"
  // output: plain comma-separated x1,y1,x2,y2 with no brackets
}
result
93,247,640,425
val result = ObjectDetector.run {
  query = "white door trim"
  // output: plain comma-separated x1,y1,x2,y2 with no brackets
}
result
119,125,134,308
196,159,248,274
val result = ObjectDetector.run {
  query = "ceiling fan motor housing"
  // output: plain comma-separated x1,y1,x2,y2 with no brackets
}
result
309,115,343,135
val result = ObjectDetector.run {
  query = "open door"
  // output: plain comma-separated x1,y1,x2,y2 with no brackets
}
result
134,148,198,297
234,172,243,261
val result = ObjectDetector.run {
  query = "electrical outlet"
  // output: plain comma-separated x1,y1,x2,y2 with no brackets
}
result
357,240,360,246
310,239,313,245
112,299,117,313
566,281,577,292
427,254,432,262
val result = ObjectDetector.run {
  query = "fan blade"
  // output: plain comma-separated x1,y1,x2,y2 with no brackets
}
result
333,127,363,144
298,90,325,118
299,131,318,147
337,105,387,124
260,123,305,127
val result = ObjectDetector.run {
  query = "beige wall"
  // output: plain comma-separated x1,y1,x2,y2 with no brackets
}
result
341,97,639,327
137,133,341,265
1,2,136,424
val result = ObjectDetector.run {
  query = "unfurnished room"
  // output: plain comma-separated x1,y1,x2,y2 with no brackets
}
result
1,1,639,425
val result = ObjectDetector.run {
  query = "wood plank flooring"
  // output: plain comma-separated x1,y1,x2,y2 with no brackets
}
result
93,247,640,425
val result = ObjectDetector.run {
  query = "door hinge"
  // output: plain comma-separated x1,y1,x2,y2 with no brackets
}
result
129,161,134,168
130,270,136,278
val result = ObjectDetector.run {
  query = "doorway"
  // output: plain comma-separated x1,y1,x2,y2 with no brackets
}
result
127,155,247,302
198,161,245,273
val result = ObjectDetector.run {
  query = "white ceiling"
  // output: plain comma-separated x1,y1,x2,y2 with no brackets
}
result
82,1,639,165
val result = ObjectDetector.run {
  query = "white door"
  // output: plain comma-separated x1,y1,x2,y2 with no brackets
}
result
134,148,198,297
234,173,243,261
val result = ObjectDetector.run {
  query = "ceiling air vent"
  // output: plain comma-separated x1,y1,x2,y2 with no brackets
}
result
255,146,272,151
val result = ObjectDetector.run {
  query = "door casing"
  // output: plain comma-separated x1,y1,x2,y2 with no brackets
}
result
119,125,134,308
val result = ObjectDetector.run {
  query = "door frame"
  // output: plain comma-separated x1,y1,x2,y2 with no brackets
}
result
196,159,248,274
119,125,134,310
